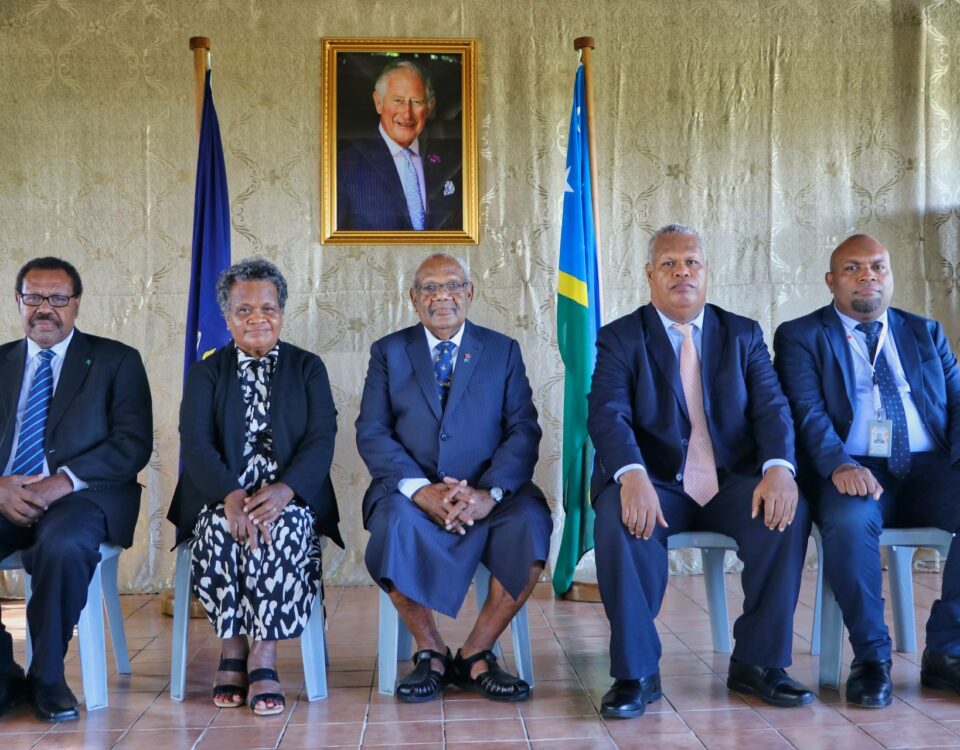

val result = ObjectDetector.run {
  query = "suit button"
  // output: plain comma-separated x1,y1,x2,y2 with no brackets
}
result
675,473,683,482
440,433,448,441
439,471,446,478
681,438,688,447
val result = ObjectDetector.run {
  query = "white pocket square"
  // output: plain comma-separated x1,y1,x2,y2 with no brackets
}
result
443,180,456,197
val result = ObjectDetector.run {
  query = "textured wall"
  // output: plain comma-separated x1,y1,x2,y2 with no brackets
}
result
1,0,959,592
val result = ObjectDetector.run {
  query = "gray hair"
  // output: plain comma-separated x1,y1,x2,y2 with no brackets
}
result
647,224,705,264
374,60,435,103
411,252,471,290
216,256,288,315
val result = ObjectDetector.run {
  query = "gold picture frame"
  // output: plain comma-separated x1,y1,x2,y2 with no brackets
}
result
321,38,479,245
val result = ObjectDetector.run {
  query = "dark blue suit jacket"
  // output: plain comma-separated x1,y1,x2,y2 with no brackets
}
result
167,341,343,547
587,303,795,499
0,330,153,548
355,320,544,525
773,304,960,479
336,133,462,231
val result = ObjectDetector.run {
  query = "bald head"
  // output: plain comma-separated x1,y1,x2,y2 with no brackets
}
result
826,234,893,322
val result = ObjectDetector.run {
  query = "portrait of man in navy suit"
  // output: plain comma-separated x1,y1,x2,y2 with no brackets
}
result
588,224,813,719
356,253,550,704
774,234,960,708
336,59,462,232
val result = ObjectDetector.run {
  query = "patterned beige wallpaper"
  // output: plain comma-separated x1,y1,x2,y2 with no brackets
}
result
0,0,958,591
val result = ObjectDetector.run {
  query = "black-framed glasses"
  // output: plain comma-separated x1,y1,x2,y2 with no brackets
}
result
18,293,78,308
415,281,470,295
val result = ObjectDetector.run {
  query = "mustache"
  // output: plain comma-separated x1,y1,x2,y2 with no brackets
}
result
29,313,61,327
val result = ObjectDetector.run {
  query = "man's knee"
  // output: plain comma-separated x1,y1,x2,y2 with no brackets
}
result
816,490,882,542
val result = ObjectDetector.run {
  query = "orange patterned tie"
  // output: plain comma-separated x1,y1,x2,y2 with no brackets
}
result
675,324,719,505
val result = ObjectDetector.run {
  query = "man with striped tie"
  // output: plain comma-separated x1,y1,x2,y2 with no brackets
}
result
774,235,960,708
589,224,813,718
0,257,152,721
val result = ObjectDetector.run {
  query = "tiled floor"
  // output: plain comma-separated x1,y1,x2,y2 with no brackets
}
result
2,567,960,748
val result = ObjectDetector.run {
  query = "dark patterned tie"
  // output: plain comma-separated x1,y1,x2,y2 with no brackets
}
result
856,321,911,478
11,349,55,476
433,341,456,409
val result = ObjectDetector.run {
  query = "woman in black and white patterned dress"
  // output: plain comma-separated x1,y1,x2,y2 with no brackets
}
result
167,257,343,716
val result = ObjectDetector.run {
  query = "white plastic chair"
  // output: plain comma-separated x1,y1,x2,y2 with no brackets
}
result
168,541,329,702
0,543,130,711
377,564,534,695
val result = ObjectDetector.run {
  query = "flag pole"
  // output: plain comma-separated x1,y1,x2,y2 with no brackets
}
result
573,36,604,318
190,36,211,139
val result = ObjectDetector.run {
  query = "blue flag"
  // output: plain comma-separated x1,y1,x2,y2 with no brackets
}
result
183,67,231,382
553,64,603,596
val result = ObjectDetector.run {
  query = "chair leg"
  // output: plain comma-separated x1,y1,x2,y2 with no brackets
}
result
378,587,400,695
77,563,109,711
811,532,824,655
818,575,845,689
701,548,732,653
510,604,535,688
887,545,918,653
170,543,193,702
100,552,130,674
300,598,328,701
23,571,33,670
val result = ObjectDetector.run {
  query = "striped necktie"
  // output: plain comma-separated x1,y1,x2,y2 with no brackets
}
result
11,349,55,476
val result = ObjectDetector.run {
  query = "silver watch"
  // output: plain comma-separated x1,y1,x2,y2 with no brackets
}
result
489,487,504,503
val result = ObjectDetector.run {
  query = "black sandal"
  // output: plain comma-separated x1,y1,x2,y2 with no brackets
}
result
212,656,248,708
248,667,285,716
395,648,451,703
450,648,530,702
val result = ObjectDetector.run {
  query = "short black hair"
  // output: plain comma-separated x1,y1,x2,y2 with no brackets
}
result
216,256,288,315
15,257,83,297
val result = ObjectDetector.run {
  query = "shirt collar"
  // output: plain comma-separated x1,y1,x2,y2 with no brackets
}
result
833,305,888,334
236,343,280,366
26,328,74,361
424,323,465,353
654,306,706,334
379,123,420,157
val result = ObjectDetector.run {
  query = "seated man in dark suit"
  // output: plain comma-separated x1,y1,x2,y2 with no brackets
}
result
337,60,462,231
356,252,551,703
0,257,152,721
774,234,960,708
589,224,812,719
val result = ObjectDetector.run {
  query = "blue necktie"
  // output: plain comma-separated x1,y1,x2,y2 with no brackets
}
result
433,341,455,409
11,349,55,476
856,321,911,478
400,148,426,230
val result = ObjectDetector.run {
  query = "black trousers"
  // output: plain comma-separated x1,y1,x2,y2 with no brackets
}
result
0,494,108,683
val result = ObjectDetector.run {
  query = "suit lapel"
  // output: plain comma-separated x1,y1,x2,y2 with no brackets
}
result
47,331,93,434
443,321,483,420
0,341,27,462
888,309,924,417
406,325,442,421
700,306,725,417
821,306,858,410
642,305,688,419
359,136,413,226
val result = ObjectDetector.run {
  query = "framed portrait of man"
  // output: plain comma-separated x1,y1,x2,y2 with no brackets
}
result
321,38,479,245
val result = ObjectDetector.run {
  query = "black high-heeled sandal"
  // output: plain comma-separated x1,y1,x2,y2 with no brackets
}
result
395,648,451,703
248,667,285,716
212,656,248,708
450,648,530,702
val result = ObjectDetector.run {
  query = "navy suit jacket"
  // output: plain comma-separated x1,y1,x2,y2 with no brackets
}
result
0,330,153,548
167,341,343,547
355,320,544,525
773,304,960,479
336,133,462,231
587,303,796,499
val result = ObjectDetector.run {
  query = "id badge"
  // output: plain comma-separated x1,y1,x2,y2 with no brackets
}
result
867,419,893,458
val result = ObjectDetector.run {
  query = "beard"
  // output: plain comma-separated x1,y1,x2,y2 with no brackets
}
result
851,296,882,315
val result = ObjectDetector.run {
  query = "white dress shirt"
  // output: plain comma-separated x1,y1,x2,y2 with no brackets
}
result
398,324,466,500
614,307,794,482
834,306,935,457
3,330,86,489
379,124,428,207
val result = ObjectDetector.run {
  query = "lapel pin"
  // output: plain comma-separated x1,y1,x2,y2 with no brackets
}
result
85,359,92,365
463,352,472,363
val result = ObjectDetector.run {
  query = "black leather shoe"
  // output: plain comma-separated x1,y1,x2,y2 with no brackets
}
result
0,664,26,717
921,649,960,695
450,648,530,702
727,659,813,707
846,659,893,708
28,677,79,722
395,648,451,703
600,673,662,719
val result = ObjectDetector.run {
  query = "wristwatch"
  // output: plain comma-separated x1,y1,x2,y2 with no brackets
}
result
489,487,504,503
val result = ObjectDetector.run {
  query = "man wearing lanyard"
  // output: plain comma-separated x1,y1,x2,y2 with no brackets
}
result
774,234,960,707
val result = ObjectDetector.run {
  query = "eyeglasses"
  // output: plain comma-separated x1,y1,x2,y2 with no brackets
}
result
18,293,78,308
415,281,470,295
